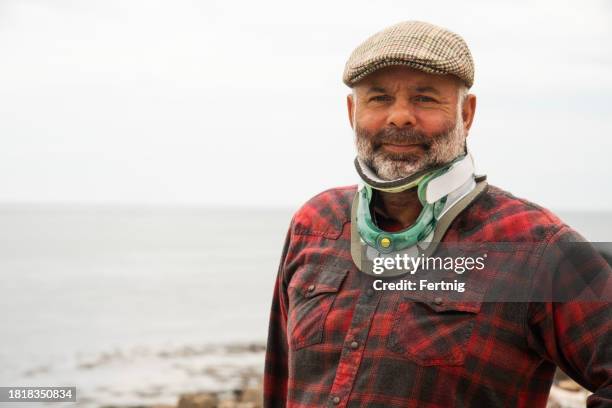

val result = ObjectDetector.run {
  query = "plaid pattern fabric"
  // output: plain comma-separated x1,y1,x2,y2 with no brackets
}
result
343,21,475,88
264,184,612,407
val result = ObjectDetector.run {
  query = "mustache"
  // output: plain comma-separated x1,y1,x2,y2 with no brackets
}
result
356,126,433,149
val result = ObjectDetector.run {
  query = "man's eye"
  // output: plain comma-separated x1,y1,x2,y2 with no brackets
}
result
370,95,392,102
414,95,436,103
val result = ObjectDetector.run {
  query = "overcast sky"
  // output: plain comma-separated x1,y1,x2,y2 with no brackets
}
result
1,0,611,210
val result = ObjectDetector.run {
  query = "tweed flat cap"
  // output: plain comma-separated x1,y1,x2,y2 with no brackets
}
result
343,21,474,88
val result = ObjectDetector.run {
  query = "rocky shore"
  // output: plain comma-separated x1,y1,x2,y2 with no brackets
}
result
16,341,268,408
100,376,265,408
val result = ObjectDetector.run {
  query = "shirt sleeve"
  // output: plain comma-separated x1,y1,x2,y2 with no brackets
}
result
526,226,612,407
263,221,293,408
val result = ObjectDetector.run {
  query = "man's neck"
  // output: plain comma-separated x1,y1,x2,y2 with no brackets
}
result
372,188,423,231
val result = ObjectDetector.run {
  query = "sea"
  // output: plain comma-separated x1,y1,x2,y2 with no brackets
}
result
0,205,609,408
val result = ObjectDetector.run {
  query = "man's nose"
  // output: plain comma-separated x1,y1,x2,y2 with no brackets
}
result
386,100,416,128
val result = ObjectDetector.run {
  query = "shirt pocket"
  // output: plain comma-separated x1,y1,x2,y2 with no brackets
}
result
287,266,348,350
386,293,482,366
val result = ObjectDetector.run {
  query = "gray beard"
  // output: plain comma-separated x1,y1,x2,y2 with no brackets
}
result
354,116,466,181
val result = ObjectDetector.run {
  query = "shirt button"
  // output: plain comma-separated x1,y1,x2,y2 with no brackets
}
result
307,284,315,292
434,297,443,305
332,396,341,404
350,341,359,350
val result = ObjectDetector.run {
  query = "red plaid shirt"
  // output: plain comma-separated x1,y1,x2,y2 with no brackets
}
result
264,184,612,407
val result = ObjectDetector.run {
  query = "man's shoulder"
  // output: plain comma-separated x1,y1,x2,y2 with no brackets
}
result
457,183,570,242
290,185,357,240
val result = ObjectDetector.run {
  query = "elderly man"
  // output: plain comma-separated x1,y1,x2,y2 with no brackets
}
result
264,21,611,407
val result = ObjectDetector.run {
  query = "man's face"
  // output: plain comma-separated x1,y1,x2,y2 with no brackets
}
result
347,66,475,180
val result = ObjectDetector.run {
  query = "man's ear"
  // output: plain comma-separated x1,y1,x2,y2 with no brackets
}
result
347,93,355,129
462,94,477,133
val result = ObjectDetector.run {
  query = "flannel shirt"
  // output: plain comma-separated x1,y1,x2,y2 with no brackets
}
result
264,184,612,407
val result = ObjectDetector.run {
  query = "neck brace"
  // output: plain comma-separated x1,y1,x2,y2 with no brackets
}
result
351,151,486,276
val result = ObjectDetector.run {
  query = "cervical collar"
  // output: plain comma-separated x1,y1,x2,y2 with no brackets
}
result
351,151,487,276
354,152,477,254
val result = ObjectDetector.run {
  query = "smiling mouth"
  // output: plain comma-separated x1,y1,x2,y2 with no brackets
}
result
381,143,425,153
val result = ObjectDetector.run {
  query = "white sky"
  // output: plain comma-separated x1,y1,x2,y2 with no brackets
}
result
0,0,611,210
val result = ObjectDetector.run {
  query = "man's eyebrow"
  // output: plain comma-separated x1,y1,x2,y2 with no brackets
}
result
366,86,387,94
414,86,441,95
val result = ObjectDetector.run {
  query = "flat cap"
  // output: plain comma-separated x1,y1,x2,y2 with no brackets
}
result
343,21,475,88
